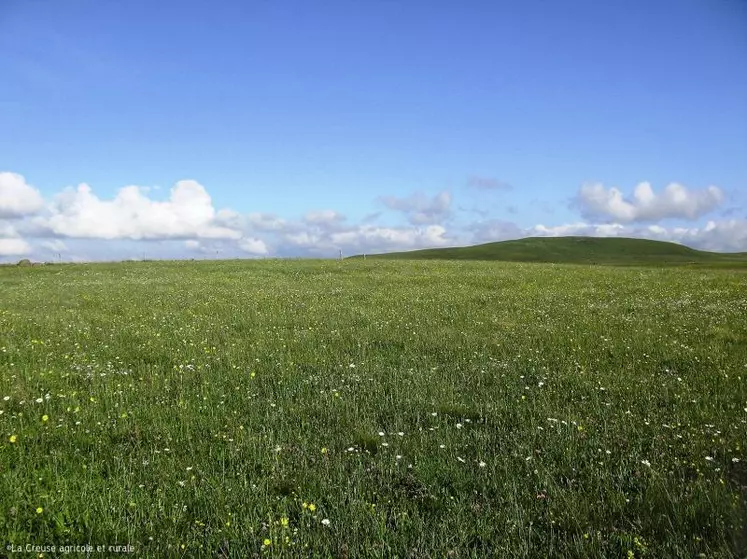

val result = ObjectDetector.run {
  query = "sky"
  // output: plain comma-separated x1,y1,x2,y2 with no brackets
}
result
1,0,746,262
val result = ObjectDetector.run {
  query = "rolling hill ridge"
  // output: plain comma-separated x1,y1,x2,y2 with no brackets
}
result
350,236,747,266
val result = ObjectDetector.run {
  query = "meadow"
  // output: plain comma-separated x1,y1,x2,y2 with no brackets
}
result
0,259,745,557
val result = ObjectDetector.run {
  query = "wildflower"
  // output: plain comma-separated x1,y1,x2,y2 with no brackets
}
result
397,432,404,436
263,538,271,546
321,447,327,454
479,461,487,468
641,460,651,467
456,423,463,429
35,398,43,404
3,396,9,401
36,507,43,514
42,415,49,422
705,456,714,461
732,458,740,463
308,503,316,512
9,435,17,443
439,444,445,449
378,432,385,437
321,518,330,526
280,516,289,527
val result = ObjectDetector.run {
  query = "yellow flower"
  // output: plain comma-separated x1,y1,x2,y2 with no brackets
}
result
42,415,49,422
9,435,17,443
263,538,271,546
321,447,328,454
36,507,43,514
280,516,289,527
302,502,308,509
308,503,316,512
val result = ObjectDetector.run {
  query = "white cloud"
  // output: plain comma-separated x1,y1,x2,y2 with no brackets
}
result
40,239,67,252
0,238,31,256
531,222,626,237
42,180,242,240
577,182,723,222
380,191,452,224
238,237,269,255
248,212,288,232
0,172,45,218
330,225,450,253
304,210,345,225
466,176,512,190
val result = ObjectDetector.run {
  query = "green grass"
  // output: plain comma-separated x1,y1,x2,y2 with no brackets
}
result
1,259,746,557
351,236,747,266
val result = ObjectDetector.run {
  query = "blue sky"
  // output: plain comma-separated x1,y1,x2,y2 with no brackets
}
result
1,0,746,261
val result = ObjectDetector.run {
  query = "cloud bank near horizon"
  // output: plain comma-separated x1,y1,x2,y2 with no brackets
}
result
0,172,744,261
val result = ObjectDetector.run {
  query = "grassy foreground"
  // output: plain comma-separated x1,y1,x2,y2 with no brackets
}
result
0,259,746,558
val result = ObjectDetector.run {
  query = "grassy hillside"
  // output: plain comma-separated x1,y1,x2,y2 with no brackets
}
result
353,236,747,266
1,260,746,556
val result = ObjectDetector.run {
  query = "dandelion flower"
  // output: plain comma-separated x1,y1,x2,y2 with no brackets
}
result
36,507,43,514
308,503,316,512
42,415,49,422
9,435,17,443
263,538,271,546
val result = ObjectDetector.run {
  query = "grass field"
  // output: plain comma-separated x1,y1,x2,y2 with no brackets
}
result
353,236,747,267
1,259,746,557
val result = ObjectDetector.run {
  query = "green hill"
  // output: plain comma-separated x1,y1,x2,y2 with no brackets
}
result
351,236,747,266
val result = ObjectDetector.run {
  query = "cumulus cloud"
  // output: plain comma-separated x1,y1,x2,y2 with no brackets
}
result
468,219,524,243
41,180,241,240
0,172,45,218
40,239,67,252
330,225,450,253
248,212,289,232
577,182,723,223
304,210,345,225
380,191,452,224
0,238,31,256
238,237,269,255
466,176,512,190
532,222,627,237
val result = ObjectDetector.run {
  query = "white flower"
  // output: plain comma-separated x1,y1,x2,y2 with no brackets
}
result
732,458,740,463
397,432,404,436
321,518,330,526
431,412,437,417
378,432,385,437
349,363,355,368
456,423,463,429
381,442,389,447
2,396,9,401
641,460,651,467
439,444,445,449
396,455,402,460
35,398,43,404
705,456,714,461
478,461,487,468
